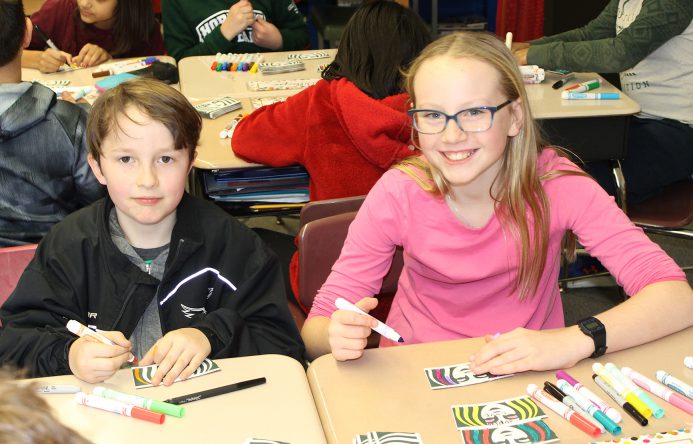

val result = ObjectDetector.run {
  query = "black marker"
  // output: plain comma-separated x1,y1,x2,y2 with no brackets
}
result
163,377,266,405
552,73,576,89
32,24,60,52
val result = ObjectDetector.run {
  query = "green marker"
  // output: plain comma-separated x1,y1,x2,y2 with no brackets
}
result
93,386,184,418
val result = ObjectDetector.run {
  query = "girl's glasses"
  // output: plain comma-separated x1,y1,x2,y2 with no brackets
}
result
408,100,512,134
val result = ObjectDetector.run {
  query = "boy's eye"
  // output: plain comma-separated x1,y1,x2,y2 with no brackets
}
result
118,156,132,164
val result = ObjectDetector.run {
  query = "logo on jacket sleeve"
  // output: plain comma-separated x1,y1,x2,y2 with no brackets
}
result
181,304,207,319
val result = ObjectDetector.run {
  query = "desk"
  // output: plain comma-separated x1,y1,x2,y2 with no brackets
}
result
307,327,692,444
29,354,326,443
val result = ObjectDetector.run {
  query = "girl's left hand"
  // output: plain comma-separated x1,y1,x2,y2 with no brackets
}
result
73,44,112,68
139,328,212,386
468,326,592,375
252,17,283,50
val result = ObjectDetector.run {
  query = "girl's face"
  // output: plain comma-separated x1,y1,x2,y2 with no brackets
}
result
77,0,118,29
413,55,522,198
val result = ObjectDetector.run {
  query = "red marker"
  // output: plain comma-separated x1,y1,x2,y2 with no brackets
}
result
527,384,601,437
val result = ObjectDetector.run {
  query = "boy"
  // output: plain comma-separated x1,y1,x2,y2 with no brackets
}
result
163,0,309,61
0,77,304,384
0,0,104,247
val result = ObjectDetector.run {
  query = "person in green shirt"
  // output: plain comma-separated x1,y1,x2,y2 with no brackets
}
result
163,0,309,61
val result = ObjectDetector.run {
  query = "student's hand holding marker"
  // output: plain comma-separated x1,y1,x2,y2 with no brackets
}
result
139,328,211,387
252,17,283,50
73,44,111,68
468,327,592,376
38,48,73,73
329,297,380,361
221,0,255,40
68,329,134,383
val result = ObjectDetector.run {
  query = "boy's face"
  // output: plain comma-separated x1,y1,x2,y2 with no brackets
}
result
88,105,195,239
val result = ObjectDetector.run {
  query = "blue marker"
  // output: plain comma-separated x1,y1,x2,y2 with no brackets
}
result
557,379,621,435
657,370,693,400
561,92,620,100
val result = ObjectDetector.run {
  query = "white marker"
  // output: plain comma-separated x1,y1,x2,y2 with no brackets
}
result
335,297,404,343
505,32,513,50
657,370,693,400
66,320,136,363
36,384,81,394
561,92,620,100
685,356,693,369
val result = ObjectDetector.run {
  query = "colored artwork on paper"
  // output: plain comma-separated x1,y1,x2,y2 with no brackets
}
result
131,358,220,388
352,431,424,444
424,362,512,389
459,420,558,444
451,396,546,429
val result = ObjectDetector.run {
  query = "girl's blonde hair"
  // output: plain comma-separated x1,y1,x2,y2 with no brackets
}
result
398,31,581,300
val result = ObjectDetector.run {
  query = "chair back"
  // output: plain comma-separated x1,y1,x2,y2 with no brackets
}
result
297,211,403,321
299,195,366,227
628,179,693,234
0,244,38,318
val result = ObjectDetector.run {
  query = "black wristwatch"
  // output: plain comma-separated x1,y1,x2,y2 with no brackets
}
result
577,316,607,358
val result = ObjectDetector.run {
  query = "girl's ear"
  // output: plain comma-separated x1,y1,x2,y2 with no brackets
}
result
507,98,524,137
87,153,108,186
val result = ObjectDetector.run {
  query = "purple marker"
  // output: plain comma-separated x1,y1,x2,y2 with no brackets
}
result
557,369,622,423
556,370,579,386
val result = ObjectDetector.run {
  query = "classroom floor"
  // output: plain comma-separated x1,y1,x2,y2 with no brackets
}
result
241,215,693,327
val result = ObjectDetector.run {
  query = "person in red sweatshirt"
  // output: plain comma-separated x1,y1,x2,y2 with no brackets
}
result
231,0,431,311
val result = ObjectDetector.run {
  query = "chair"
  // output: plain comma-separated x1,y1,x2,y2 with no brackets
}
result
299,195,366,227
296,210,403,338
0,244,38,324
627,178,693,241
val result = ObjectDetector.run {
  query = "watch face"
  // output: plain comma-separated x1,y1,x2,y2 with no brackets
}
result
582,319,601,331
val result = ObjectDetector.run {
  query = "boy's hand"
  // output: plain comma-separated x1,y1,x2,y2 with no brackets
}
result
468,326,591,375
68,331,133,383
139,328,211,386
38,48,72,73
73,44,111,68
252,17,283,50
511,43,530,65
328,297,378,361
221,0,254,40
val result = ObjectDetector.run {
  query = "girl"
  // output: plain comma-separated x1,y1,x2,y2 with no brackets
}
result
301,32,693,375
23,0,164,73
232,0,431,307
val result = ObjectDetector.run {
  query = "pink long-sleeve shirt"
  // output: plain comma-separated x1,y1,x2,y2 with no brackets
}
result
308,149,685,345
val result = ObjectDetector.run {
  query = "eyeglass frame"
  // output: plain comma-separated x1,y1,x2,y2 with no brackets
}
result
407,99,513,135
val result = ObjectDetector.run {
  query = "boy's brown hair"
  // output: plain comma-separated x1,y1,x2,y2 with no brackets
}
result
86,77,202,164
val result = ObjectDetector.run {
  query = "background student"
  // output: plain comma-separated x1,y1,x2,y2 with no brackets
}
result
0,78,304,384
23,0,164,73
163,0,309,61
232,0,431,310
512,0,692,204
0,0,104,247
301,32,693,374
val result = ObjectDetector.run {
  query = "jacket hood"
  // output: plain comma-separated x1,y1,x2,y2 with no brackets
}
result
0,83,56,141
331,78,413,169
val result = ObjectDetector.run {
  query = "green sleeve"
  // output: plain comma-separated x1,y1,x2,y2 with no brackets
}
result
273,0,310,50
527,0,693,72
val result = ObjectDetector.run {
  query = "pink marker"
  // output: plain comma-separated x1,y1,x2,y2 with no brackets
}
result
621,367,693,416
557,370,622,423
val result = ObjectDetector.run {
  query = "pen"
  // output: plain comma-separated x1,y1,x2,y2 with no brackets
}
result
36,384,81,394
562,92,620,100
335,297,404,343
163,376,266,405
565,78,601,92
622,367,693,416
544,381,605,433
552,74,575,89
656,370,693,400
527,384,601,437
93,386,184,417
66,319,137,363
557,379,621,435
75,392,165,424
593,363,652,418
605,363,664,418
32,23,60,52
556,370,622,423
592,374,648,426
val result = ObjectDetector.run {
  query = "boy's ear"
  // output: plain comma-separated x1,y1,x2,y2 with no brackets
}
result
87,153,108,186
187,151,198,174
23,18,33,49
507,98,524,137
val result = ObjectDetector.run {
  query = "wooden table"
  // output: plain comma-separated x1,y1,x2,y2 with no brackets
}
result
307,327,692,444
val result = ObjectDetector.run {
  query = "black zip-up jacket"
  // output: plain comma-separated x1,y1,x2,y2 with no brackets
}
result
0,193,304,376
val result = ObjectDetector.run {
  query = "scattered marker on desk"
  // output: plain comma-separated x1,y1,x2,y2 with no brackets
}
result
219,113,245,139
36,384,81,394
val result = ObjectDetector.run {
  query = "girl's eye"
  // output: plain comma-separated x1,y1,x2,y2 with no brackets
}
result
160,156,173,164
423,111,443,120
118,156,132,164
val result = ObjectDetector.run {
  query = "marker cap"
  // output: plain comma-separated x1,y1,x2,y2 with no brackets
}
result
149,399,185,418
131,406,165,424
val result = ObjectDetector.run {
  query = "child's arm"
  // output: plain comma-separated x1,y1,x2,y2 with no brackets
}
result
138,328,211,386
21,49,73,73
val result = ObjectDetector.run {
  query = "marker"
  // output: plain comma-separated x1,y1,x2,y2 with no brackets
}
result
93,387,184,417
505,32,513,50
544,381,605,433
592,375,648,426
75,392,164,423
32,24,60,52
565,79,601,92
593,363,652,418
72,87,92,102
557,379,621,435
622,367,693,416
527,384,601,437
562,92,620,100
552,74,576,89
163,377,266,405
556,370,622,423
66,320,136,363
605,363,664,418
656,370,693,400
36,384,81,394
335,297,404,343
686,357,693,369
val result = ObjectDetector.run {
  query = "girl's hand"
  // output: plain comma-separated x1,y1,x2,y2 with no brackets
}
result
221,0,254,40
468,326,592,375
328,297,378,361
252,17,283,50
139,328,211,387
68,331,133,383
512,46,529,65
38,48,72,73
73,44,111,68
